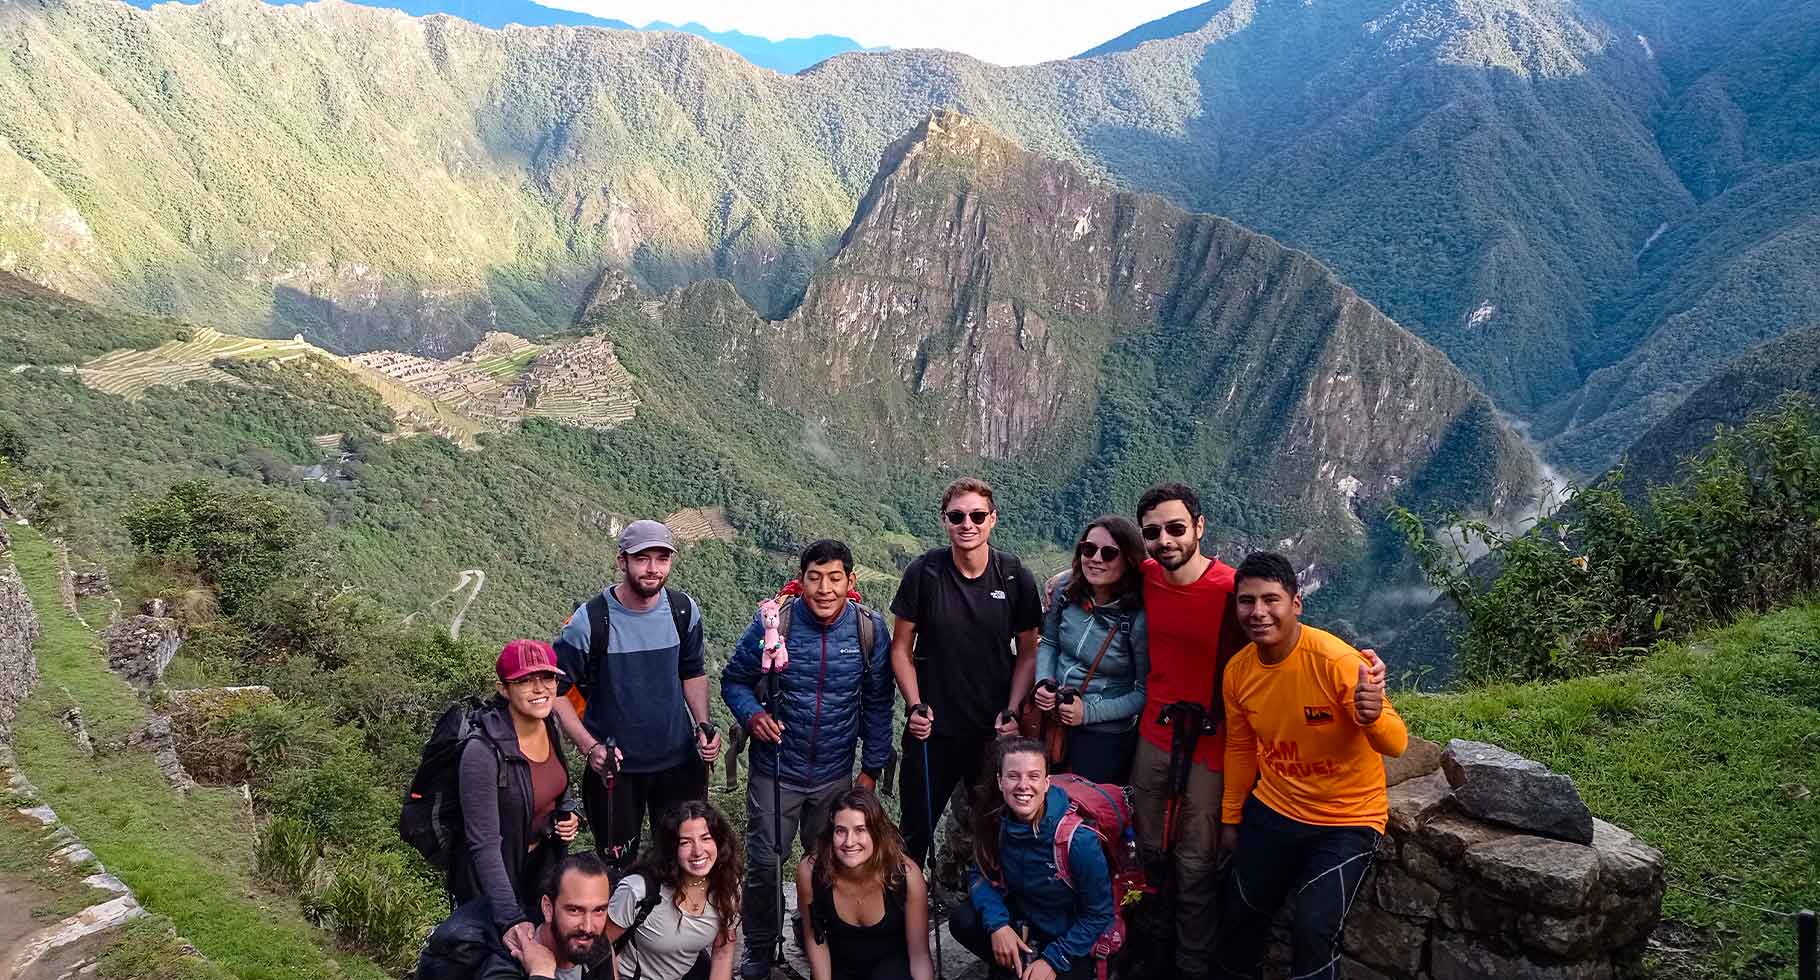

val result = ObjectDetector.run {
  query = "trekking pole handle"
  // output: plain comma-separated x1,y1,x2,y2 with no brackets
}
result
911,703,931,718
1798,909,1816,980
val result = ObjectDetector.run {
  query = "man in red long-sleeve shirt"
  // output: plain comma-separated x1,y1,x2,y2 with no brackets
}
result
1129,483,1247,979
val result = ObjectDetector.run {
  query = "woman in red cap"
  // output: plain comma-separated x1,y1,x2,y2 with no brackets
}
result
452,638,584,954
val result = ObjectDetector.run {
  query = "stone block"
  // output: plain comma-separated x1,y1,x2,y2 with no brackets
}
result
102,615,181,690
1463,837,1598,913
1516,909,1603,959
1431,930,1611,980
1437,883,1520,940
1441,740,1594,844
1372,862,1441,920
1386,735,1445,787
1388,770,1454,836
1590,818,1664,895
1417,810,1518,861
1594,886,1665,951
1344,901,1428,975
1402,842,1458,891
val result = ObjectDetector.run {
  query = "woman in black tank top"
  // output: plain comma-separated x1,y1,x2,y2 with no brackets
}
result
795,789,934,980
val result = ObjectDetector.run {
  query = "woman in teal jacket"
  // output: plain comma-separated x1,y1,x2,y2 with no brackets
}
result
1032,515,1148,785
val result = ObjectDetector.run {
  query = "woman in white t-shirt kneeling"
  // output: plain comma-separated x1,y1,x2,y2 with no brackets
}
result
606,801,742,980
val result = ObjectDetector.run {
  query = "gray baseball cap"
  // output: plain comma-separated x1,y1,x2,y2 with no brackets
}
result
618,519,677,554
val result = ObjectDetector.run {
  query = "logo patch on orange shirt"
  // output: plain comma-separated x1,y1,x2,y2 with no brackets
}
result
1303,705,1335,726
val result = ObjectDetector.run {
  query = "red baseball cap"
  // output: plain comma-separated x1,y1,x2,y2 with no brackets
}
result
497,639,567,682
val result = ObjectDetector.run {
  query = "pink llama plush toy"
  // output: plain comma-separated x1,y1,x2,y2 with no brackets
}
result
758,597,789,672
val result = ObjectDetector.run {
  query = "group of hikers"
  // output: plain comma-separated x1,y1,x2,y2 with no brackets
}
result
411,478,1406,980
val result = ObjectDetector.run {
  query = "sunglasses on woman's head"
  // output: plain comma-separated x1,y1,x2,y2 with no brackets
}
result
1077,543,1121,561
1140,520,1192,540
945,509,992,526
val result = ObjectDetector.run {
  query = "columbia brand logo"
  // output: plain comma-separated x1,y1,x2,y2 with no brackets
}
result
990,589,1007,600
1303,706,1335,725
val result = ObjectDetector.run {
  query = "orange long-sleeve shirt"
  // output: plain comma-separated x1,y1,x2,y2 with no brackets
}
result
1221,625,1407,833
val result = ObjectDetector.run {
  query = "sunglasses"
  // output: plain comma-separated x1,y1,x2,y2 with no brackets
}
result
1140,520,1192,540
1077,543,1121,562
945,509,992,526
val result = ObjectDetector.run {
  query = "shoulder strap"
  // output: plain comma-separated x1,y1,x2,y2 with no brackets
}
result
579,593,612,697
777,595,795,638
612,872,665,953
853,603,876,658
1053,805,1086,890
665,588,693,646
1079,618,1120,691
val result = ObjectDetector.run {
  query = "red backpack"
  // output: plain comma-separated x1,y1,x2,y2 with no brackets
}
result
1007,774,1153,980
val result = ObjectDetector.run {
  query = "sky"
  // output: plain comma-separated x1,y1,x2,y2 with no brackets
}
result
535,0,1201,65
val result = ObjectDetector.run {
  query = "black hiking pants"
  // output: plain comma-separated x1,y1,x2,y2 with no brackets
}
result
1210,795,1378,980
898,731,992,869
581,756,707,872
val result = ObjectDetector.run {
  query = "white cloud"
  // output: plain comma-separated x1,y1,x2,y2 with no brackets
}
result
535,0,1201,66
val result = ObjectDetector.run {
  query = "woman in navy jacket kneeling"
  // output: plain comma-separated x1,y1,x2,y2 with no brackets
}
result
949,738,1114,980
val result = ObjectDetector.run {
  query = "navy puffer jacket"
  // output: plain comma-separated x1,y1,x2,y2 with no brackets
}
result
721,600,894,789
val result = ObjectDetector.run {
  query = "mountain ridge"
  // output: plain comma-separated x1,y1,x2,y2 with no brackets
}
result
2,0,1816,474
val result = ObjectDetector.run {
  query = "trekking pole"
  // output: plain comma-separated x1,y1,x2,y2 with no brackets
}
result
602,736,618,869
1798,909,1815,980
914,704,945,980
763,670,786,971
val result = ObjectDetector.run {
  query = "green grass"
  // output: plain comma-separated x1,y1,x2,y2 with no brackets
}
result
1401,605,1820,979
9,529,146,744
97,916,242,980
470,345,542,380
8,525,391,980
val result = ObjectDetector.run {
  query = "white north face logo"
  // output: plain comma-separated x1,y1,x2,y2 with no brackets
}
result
990,590,1007,600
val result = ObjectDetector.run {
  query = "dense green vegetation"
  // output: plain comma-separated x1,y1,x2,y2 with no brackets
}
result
1402,605,1820,980
0,273,185,364
1396,398,1820,684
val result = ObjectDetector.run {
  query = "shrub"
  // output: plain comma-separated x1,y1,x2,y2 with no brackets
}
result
1397,396,1820,683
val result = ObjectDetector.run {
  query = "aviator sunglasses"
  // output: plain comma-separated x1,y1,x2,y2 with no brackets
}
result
1140,520,1192,540
945,509,993,526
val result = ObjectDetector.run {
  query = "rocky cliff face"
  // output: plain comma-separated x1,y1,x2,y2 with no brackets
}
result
702,113,1536,566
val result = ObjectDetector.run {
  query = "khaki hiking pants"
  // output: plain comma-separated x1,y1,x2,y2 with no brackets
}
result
1130,737,1224,977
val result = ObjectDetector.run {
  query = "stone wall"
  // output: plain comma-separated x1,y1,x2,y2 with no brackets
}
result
101,614,181,690
1288,738,1667,980
0,546,42,758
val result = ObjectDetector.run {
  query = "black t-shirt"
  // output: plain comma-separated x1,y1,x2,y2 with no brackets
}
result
890,547,1042,737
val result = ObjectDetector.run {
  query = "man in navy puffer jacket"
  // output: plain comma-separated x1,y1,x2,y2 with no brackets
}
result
722,538,895,979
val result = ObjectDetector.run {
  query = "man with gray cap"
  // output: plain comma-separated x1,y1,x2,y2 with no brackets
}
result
549,519,722,872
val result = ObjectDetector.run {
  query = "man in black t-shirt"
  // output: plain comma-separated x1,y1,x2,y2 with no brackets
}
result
890,476,1042,868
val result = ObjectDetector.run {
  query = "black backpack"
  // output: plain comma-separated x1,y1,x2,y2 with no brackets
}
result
414,898,500,980
399,696,500,868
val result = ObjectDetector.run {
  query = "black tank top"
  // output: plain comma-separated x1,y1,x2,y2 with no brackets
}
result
810,874,909,978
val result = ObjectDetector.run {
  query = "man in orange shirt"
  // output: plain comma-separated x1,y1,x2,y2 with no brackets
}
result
1212,552,1406,980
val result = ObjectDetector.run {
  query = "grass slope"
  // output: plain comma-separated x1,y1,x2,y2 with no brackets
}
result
7,525,391,980
1402,605,1820,979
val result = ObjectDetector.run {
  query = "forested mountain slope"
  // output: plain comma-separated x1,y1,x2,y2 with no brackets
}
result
0,113,1537,645
3,0,1816,472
